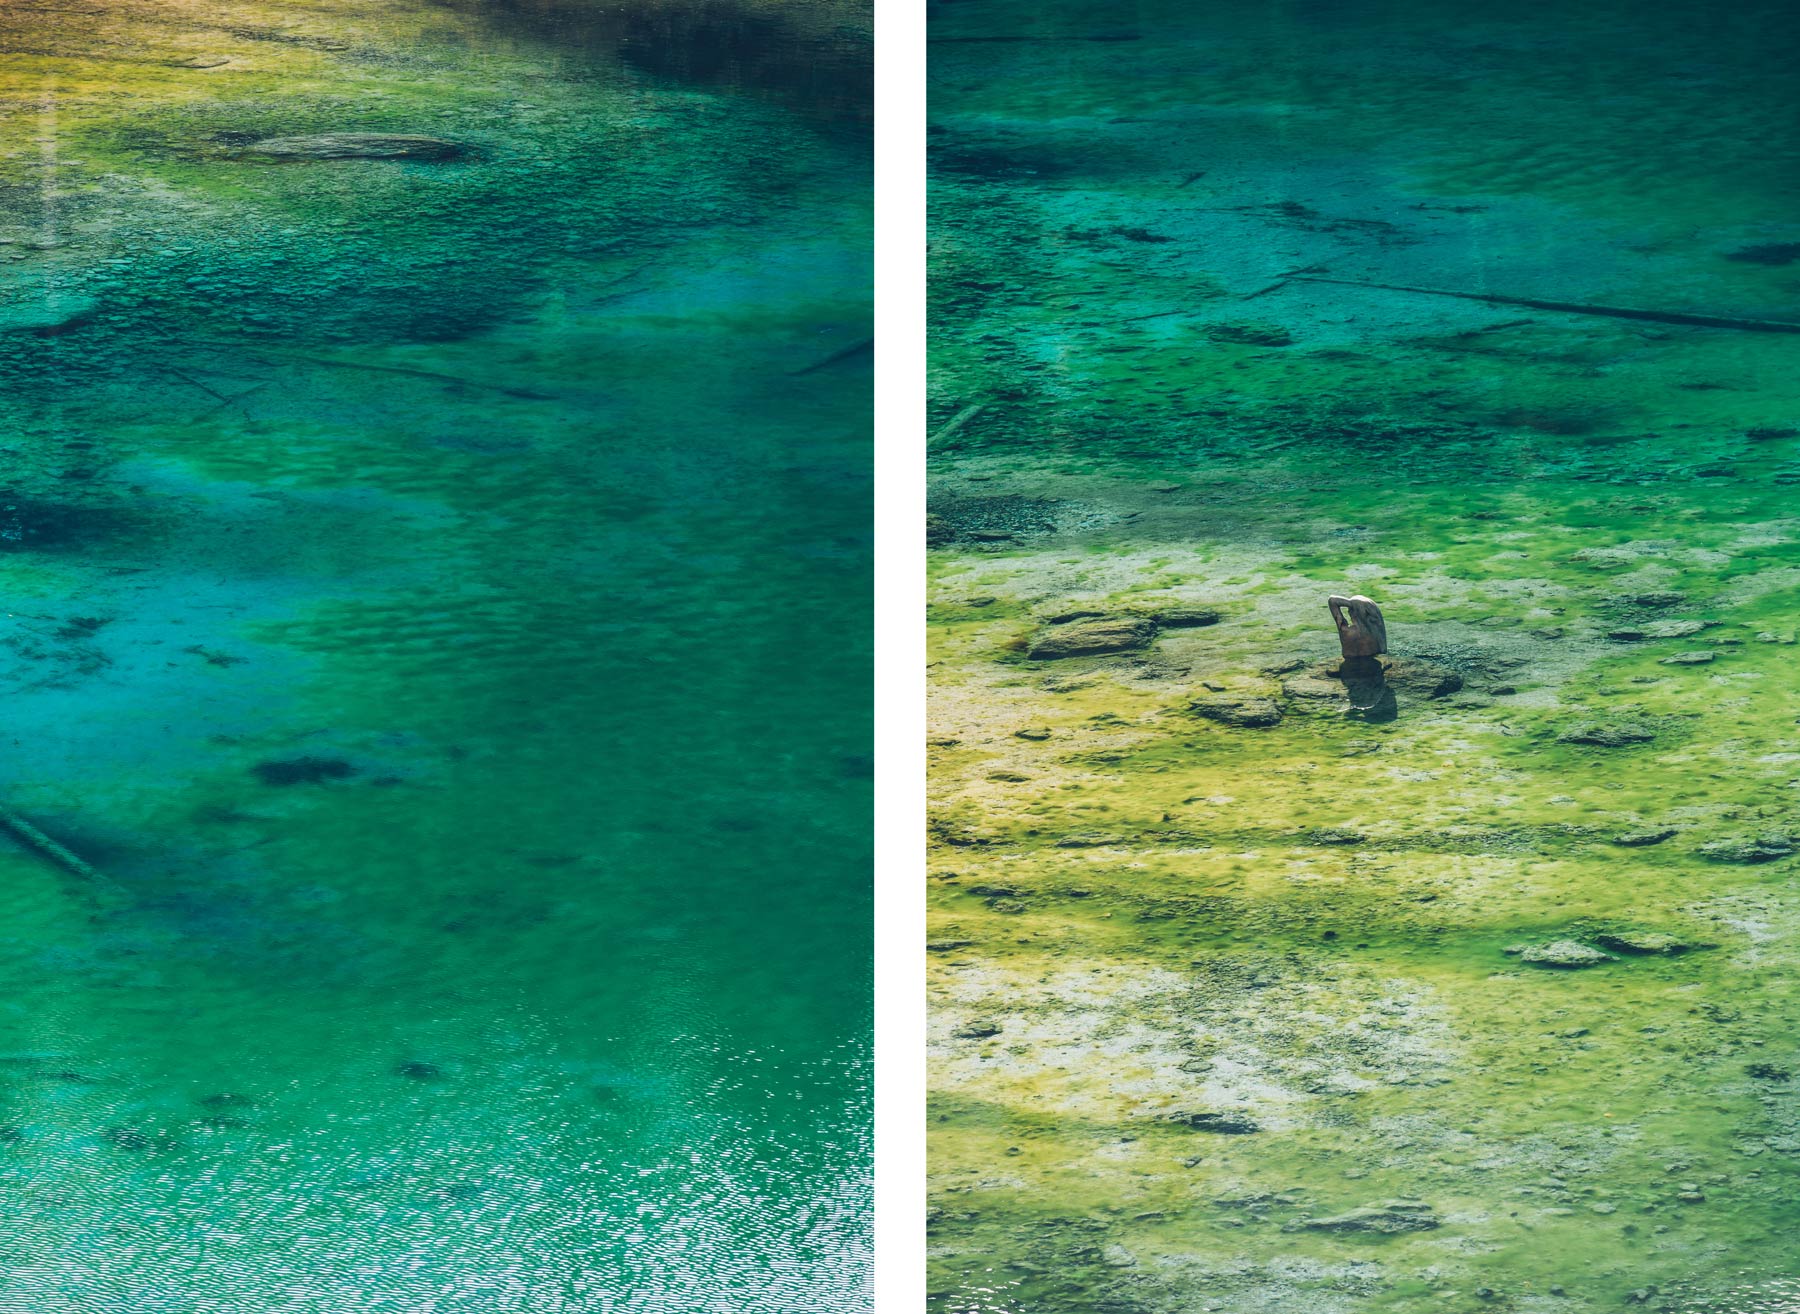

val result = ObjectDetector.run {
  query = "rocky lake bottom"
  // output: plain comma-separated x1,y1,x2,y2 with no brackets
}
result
928,1,1800,1310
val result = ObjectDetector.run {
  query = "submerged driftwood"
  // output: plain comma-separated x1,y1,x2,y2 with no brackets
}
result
230,349,558,401
0,802,119,891
789,337,873,377
1288,275,1800,334
234,133,466,162
930,403,987,447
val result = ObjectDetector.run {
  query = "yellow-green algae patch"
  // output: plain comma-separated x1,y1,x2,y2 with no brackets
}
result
929,467,1800,1307
930,1,1800,1308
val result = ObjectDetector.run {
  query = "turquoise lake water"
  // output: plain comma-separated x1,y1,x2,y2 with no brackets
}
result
0,2,869,1308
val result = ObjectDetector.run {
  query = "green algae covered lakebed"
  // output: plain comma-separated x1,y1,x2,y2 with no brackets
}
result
928,2,1800,1312
0,1,870,1309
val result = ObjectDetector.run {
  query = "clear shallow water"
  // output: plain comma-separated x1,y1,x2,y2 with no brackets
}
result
930,2,1800,1311
0,2,868,1309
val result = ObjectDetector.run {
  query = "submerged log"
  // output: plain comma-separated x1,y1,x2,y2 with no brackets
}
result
1289,275,1800,334
930,403,987,446
232,349,557,401
234,133,466,162
0,803,120,891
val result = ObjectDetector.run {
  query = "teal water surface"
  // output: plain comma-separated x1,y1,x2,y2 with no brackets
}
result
0,2,870,1308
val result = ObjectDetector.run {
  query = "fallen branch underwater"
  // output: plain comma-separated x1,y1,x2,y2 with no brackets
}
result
259,352,562,399
789,337,874,377
0,802,122,892
1287,275,1800,334
193,344,561,400
930,402,987,446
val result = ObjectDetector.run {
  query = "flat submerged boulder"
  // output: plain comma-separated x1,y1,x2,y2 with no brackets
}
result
1146,606,1221,629
1162,1111,1260,1134
236,133,466,161
1300,1200,1439,1234
1190,695,1284,728
1644,619,1712,639
0,292,98,335
1378,658,1464,699
1592,930,1694,956
1699,835,1796,863
1026,617,1155,659
1508,939,1615,968
1283,673,1348,700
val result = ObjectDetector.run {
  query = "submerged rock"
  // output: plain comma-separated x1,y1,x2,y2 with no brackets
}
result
253,756,357,785
1190,695,1284,728
1659,651,1715,665
1208,322,1292,346
1592,930,1694,955
0,292,99,336
1380,658,1463,699
101,1127,160,1151
1644,619,1712,639
1726,243,1800,266
1559,722,1655,747
1147,606,1222,629
931,493,1068,544
1698,835,1796,863
1613,828,1677,847
1162,1111,1260,1134
1053,832,1126,848
1026,618,1155,659
198,1092,254,1109
0,495,123,548
1509,940,1615,968
1283,674,1349,701
1300,1200,1438,1234
236,133,466,161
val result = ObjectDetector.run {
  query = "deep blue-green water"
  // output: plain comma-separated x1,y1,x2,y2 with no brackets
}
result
0,2,869,1308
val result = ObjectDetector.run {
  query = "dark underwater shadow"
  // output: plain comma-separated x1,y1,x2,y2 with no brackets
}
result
1336,655,1398,721
438,0,872,130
